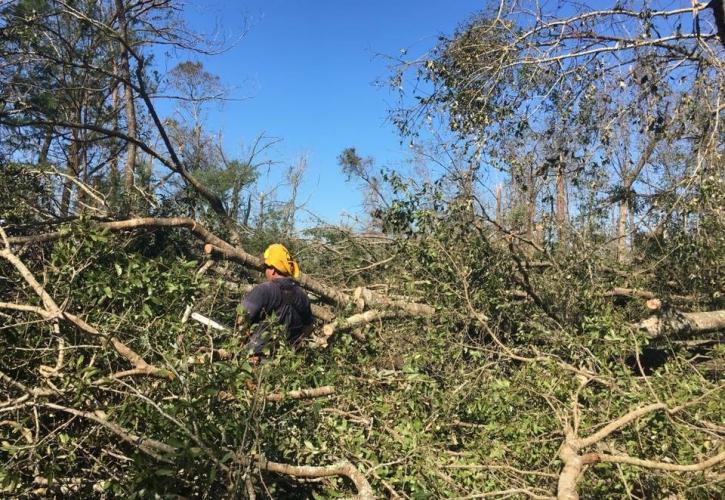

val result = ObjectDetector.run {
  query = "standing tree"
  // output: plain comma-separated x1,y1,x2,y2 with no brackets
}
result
392,0,724,259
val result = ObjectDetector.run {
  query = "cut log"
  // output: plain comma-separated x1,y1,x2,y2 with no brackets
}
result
352,287,435,316
636,310,725,338
645,299,662,312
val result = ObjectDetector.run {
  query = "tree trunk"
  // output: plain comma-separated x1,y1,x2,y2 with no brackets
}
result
36,130,54,213
110,57,121,203
619,130,662,262
242,194,252,227
637,310,725,338
37,130,52,165
495,183,502,226
617,197,629,262
61,133,80,216
556,152,568,243
115,0,137,193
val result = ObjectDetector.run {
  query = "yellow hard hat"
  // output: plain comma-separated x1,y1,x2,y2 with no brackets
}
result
263,243,300,279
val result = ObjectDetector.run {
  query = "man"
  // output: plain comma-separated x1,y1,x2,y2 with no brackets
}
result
239,243,313,357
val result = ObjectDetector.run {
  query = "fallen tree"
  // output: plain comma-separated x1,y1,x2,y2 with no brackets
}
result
7,217,437,333
8,217,353,307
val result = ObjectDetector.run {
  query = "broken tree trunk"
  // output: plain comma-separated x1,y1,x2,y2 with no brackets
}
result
8,217,438,338
7,217,352,308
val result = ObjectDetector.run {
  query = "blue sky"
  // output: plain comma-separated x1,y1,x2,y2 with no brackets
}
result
164,0,485,225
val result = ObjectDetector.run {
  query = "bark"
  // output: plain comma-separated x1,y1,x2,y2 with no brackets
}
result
599,287,698,303
353,287,435,316
60,135,79,216
582,450,725,472
617,196,628,262
310,304,336,322
110,57,121,200
557,438,583,500
37,130,52,165
526,171,537,242
242,194,252,227
607,287,656,300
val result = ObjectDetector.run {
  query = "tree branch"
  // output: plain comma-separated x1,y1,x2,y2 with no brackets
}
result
255,458,374,500
265,385,336,402
582,450,725,472
0,228,169,379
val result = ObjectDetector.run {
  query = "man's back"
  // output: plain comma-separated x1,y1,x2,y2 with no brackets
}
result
242,277,313,353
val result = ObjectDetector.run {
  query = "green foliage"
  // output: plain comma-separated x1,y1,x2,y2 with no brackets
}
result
1,1,723,498
0,163,50,224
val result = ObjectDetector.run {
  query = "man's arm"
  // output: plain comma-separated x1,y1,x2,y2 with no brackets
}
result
241,283,270,324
